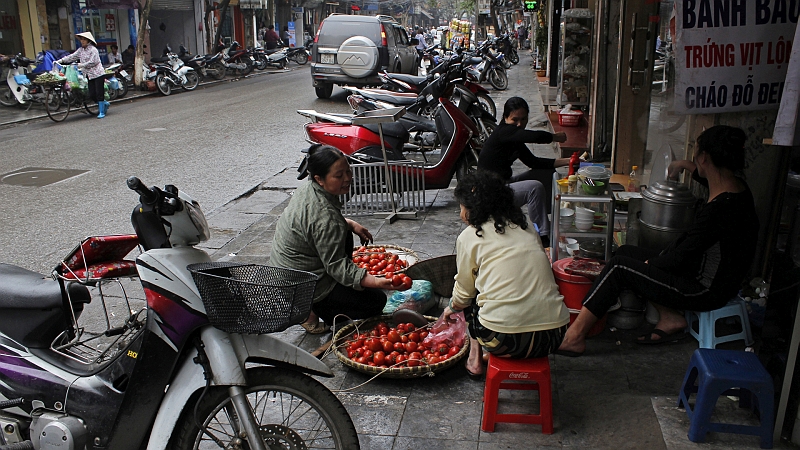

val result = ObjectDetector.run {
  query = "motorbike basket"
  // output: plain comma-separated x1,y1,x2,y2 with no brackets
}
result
188,262,318,334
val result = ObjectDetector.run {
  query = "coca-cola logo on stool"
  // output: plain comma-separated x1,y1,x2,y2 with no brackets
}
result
508,372,530,379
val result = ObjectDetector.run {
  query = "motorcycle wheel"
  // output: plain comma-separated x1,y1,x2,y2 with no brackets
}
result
475,119,497,150
238,59,254,76
255,56,267,70
107,84,118,101
476,92,496,118
170,367,360,450
156,74,171,95
210,62,226,80
293,52,308,65
279,58,287,69
488,68,508,90
182,71,200,91
118,79,129,98
0,81,18,106
455,148,479,183
510,50,520,64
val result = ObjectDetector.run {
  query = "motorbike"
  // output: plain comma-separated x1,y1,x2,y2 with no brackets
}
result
0,54,58,110
298,93,482,190
176,45,213,83
220,41,255,76
253,45,289,70
106,63,130,99
466,43,508,91
0,177,360,450
285,45,310,65
149,46,200,96
495,34,519,65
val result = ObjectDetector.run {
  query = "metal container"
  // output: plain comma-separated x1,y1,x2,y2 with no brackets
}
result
638,180,697,251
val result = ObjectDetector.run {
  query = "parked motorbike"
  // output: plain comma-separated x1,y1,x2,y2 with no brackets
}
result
149,46,200,96
285,45,310,65
220,41,255,76
299,94,482,190
176,45,212,83
107,62,130,98
0,54,57,109
253,45,289,70
495,33,519,65
466,43,508,90
0,177,360,450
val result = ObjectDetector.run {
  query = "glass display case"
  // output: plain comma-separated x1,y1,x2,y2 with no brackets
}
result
558,8,594,108
550,174,616,262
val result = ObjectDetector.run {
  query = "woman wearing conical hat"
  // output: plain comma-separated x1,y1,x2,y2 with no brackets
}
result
56,31,111,119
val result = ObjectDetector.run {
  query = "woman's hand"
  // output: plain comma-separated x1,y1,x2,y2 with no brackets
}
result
667,160,696,179
361,273,395,290
346,219,373,245
552,132,568,143
441,306,461,323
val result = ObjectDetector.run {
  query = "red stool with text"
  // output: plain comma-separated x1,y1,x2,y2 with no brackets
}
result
481,355,553,434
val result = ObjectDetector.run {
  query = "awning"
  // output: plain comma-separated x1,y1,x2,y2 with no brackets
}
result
86,0,140,9
151,0,193,11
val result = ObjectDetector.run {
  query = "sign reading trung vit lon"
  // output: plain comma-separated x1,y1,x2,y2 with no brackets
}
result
675,0,798,114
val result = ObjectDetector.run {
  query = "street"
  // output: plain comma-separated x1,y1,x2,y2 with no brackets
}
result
0,67,353,274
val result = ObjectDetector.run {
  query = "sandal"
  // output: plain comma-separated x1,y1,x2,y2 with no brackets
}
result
636,329,687,345
300,321,331,335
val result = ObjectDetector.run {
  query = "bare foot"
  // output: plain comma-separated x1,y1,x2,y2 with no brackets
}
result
638,311,687,342
557,336,585,355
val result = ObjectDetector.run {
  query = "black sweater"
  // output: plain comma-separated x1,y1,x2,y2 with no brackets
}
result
477,122,555,180
649,170,759,301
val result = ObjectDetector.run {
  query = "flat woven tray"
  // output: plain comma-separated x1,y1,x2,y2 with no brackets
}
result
352,244,419,274
333,314,468,379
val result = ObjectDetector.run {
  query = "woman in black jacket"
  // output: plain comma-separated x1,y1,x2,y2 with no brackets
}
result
557,125,759,355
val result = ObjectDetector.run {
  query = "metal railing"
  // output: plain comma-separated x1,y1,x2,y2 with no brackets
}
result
339,160,426,216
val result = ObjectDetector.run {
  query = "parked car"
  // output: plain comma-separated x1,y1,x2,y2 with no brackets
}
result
310,14,420,99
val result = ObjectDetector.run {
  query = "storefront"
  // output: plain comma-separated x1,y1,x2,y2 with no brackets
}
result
0,0,23,55
148,0,204,56
74,0,141,62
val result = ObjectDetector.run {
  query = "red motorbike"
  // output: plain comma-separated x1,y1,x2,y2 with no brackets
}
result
298,95,480,190
220,40,254,76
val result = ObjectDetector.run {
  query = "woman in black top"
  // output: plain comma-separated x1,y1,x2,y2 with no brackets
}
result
478,97,569,246
557,125,759,355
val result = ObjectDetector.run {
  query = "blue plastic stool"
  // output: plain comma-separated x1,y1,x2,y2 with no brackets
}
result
678,349,774,448
685,298,754,349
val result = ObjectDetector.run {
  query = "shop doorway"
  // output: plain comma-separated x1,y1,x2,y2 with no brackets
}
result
0,0,23,55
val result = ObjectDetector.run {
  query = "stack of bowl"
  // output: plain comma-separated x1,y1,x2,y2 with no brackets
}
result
574,207,595,231
559,208,575,231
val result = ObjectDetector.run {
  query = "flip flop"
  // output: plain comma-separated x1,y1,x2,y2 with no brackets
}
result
636,329,688,345
300,321,331,335
555,349,584,358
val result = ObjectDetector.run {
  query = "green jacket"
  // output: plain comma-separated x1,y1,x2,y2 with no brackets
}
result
270,181,366,302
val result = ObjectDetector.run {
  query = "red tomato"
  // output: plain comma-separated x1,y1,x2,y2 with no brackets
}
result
407,352,422,367
428,356,440,365
389,351,400,363
405,323,416,332
384,271,394,280
419,330,429,340
393,342,405,352
347,349,355,358
369,258,379,266
382,340,393,353
376,260,387,270
358,246,367,253
400,276,413,291
448,346,459,357
435,344,449,356
362,349,373,359
377,247,385,252
408,332,420,343
405,341,418,353
387,330,400,343
385,263,395,273
366,338,382,352
378,326,389,336
373,351,386,366
356,356,368,364
396,354,406,364
397,323,406,333
400,335,409,344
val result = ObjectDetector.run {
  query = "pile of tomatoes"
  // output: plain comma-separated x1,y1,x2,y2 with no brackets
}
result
342,322,462,369
351,246,413,290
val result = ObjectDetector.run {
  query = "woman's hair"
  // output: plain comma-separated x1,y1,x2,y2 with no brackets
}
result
696,125,747,172
454,170,528,237
502,96,529,120
306,144,345,180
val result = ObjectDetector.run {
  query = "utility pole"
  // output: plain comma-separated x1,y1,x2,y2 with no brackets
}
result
475,0,479,45
134,0,152,87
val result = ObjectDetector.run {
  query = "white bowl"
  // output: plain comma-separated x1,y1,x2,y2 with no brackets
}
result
560,208,575,218
574,217,594,224
575,220,593,231
566,243,580,256
565,238,578,246
575,207,595,219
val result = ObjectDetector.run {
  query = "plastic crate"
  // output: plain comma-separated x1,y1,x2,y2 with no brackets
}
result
558,110,583,127
188,262,318,334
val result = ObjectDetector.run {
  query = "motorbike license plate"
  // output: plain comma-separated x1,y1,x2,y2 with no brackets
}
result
119,70,128,77
321,54,334,64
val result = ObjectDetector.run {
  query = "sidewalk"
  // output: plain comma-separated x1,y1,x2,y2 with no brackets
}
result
195,52,785,449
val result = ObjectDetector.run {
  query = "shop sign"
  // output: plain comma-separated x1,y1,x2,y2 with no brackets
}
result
0,15,17,30
675,0,798,115
105,14,116,31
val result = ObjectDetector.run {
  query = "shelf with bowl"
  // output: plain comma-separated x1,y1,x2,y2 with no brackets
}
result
551,173,616,262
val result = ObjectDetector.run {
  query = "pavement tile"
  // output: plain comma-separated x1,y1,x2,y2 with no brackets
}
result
393,437,479,449
396,394,482,441
337,392,408,436
358,434,395,449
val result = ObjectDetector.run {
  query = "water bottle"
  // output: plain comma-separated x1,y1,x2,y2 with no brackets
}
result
627,165,640,192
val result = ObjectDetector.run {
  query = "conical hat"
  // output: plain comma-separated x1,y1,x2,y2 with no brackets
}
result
75,32,97,45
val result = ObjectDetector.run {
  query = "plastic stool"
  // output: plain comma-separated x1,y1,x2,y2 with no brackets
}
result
481,355,553,434
677,349,774,448
685,298,754,349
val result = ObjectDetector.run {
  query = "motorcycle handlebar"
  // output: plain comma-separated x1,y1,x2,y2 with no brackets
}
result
127,176,158,205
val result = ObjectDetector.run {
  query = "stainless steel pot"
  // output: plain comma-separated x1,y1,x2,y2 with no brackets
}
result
638,179,697,251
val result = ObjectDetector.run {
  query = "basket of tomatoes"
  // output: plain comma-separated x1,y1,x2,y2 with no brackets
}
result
351,244,419,277
333,315,468,379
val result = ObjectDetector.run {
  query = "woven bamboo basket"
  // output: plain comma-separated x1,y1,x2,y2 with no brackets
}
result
333,314,469,379
351,244,419,274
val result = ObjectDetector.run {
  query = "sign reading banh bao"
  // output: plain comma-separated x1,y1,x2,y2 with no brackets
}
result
675,0,798,114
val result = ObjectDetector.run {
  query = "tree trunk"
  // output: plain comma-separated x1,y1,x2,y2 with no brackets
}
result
134,0,153,87
213,0,231,51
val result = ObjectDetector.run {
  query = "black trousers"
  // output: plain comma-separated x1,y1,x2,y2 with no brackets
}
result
582,245,723,319
88,77,104,103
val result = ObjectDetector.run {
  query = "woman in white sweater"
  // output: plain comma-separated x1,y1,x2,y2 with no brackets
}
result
441,171,570,379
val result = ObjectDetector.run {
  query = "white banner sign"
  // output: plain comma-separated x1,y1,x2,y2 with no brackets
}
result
675,0,798,115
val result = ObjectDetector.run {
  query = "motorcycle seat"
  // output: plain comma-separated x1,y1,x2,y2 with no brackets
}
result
387,74,428,86
0,263,90,311
363,121,409,141
360,91,417,106
150,57,168,63
400,112,436,133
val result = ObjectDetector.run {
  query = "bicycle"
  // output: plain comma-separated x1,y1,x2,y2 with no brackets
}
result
44,63,103,122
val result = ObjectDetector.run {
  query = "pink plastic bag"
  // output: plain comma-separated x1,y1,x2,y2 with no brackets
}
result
422,310,466,349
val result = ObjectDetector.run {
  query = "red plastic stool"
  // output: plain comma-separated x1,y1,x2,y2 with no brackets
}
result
481,355,553,434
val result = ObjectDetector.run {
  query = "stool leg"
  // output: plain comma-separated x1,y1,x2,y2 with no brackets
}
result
757,387,775,449
482,368,500,432
700,312,715,349
687,383,723,443
738,300,755,346
678,366,699,410
540,376,554,434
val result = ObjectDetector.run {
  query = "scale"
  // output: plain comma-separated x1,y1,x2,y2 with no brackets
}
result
350,107,418,223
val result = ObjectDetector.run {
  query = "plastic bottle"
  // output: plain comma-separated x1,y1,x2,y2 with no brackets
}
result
568,152,579,176
627,165,640,192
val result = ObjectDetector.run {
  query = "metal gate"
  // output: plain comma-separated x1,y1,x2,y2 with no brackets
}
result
339,160,426,216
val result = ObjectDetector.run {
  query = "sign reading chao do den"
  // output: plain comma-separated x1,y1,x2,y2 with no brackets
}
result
675,0,798,115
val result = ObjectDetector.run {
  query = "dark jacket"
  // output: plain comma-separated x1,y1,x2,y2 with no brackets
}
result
478,122,555,180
